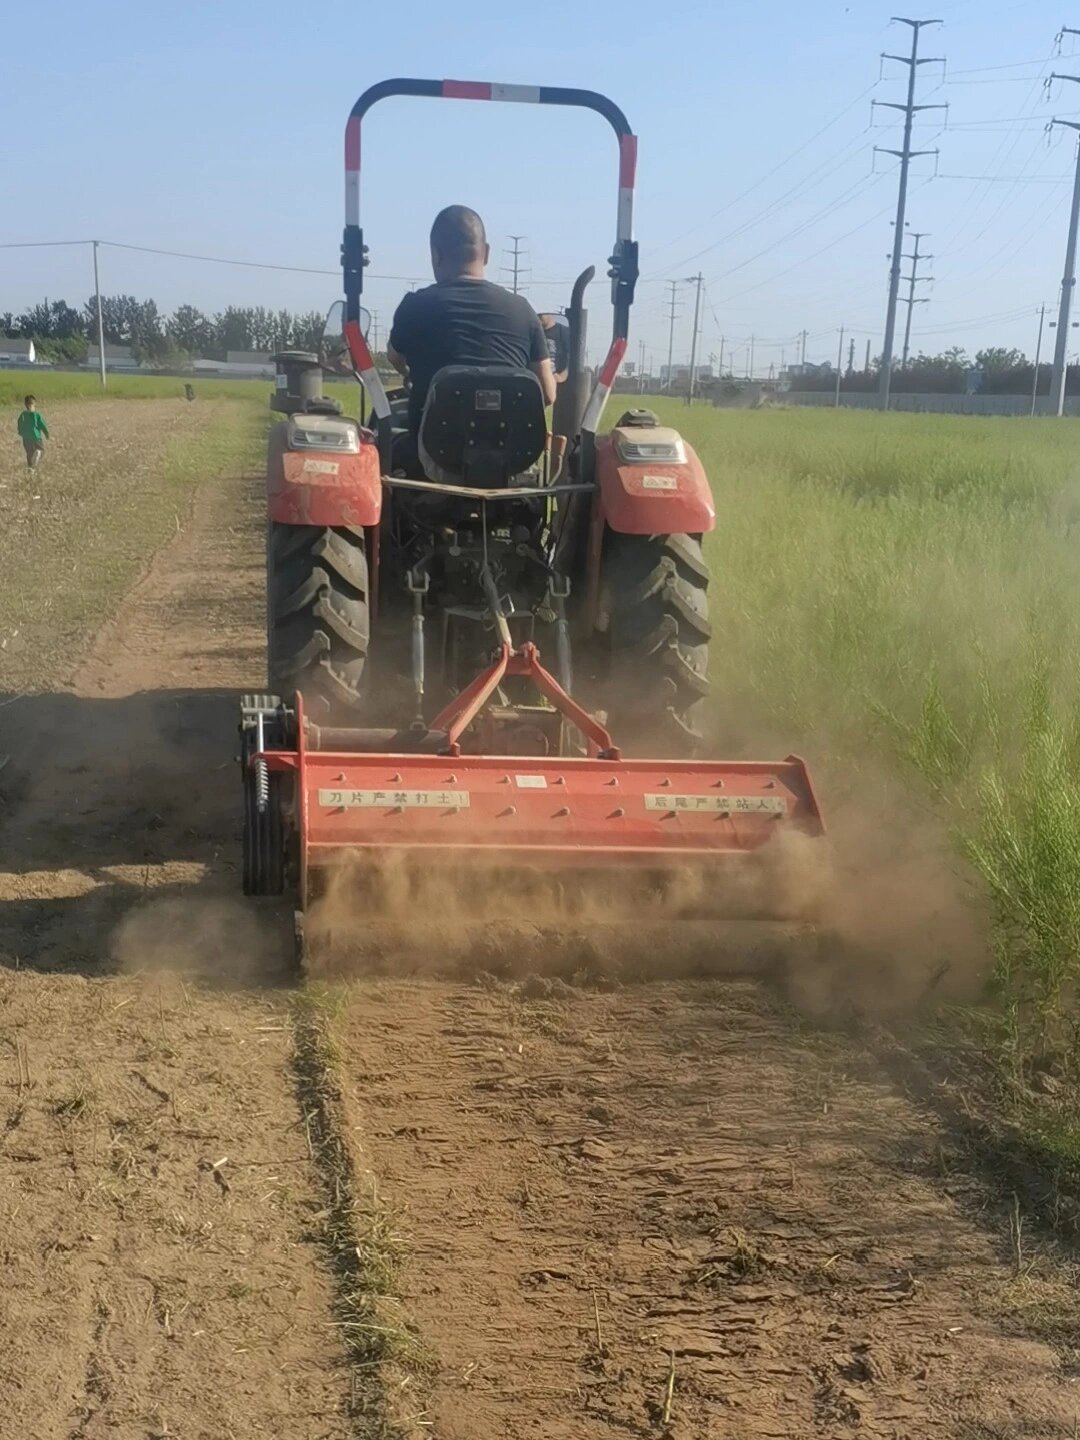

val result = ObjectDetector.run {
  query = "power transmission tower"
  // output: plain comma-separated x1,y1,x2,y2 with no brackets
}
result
92,240,106,389
835,326,846,408
900,231,933,369
1032,303,1047,417
874,18,946,409
664,281,682,390
503,235,529,294
1047,80,1080,414
686,273,704,404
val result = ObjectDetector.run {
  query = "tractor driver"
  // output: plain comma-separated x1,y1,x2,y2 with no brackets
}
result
387,205,557,470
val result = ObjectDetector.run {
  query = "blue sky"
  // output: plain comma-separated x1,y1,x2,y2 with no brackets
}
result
2,0,1074,371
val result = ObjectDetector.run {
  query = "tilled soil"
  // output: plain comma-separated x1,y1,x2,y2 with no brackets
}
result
1,404,1078,1439
0,422,352,1439
339,980,1079,1439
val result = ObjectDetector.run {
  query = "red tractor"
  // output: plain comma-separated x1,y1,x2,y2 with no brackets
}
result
243,79,821,936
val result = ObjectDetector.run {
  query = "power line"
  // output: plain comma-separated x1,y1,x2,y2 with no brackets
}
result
933,172,1070,181
656,135,874,277
700,172,881,289
644,81,881,269
716,183,900,305
0,235,428,282
948,56,1057,76
876,17,947,409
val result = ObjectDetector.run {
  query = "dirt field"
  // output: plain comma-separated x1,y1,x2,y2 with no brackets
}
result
1,405,1079,1438
0,409,352,1439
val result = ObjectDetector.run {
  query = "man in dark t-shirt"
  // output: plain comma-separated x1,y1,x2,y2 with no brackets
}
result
538,313,570,383
388,206,557,439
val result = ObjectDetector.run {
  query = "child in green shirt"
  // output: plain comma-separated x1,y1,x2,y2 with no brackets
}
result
17,395,49,469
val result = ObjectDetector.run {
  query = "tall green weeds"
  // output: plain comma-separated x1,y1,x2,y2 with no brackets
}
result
648,401,1080,1059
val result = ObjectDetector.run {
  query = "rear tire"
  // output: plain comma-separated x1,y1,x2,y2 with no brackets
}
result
267,523,370,720
599,532,711,749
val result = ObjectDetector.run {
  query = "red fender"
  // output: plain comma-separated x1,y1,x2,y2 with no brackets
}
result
267,421,383,528
595,430,715,535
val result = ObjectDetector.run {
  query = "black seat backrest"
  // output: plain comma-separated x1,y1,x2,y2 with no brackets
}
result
418,366,546,488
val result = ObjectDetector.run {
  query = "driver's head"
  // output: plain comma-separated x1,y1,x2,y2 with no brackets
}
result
430,205,490,281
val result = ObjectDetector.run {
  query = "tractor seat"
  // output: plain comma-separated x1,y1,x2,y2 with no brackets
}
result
418,366,547,489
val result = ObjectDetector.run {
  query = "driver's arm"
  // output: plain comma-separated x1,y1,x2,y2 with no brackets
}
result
532,357,558,407
528,312,558,406
388,295,416,380
387,343,408,378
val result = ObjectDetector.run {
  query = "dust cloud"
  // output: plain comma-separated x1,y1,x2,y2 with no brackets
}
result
302,848,820,984
302,796,988,1020
111,895,290,984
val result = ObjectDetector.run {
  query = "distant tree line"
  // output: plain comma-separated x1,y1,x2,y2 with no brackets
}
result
0,295,325,368
793,346,1054,397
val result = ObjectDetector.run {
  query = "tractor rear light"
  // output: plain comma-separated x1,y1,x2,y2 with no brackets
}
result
615,436,686,464
287,415,362,453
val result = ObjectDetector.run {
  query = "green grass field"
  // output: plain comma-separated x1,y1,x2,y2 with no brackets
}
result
0,370,272,406
643,400,1080,1080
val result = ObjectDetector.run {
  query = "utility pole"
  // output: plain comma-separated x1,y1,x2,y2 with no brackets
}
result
848,337,856,375
799,329,808,367
1032,303,1047,417
664,280,681,390
835,326,846,408
686,273,704,404
865,338,872,374
638,338,646,392
875,18,946,409
92,240,106,390
900,231,933,369
504,235,529,294
748,335,755,380
1048,94,1080,414
718,336,725,375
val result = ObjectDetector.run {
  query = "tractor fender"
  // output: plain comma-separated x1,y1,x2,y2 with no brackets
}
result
267,420,383,527
594,431,715,534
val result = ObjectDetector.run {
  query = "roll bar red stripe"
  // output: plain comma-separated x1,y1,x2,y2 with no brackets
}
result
619,135,638,189
345,115,361,170
443,79,492,100
599,338,627,388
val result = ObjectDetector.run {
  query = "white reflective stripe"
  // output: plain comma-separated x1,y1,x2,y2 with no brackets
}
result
617,186,634,242
361,366,392,420
492,83,541,103
581,380,611,436
319,788,470,809
644,794,787,815
345,171,360,226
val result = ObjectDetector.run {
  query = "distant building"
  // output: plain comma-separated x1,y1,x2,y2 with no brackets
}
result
190,350,275,380
659,363,714,385
0,338,36,366
784,360,833,380
84,344,142,371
